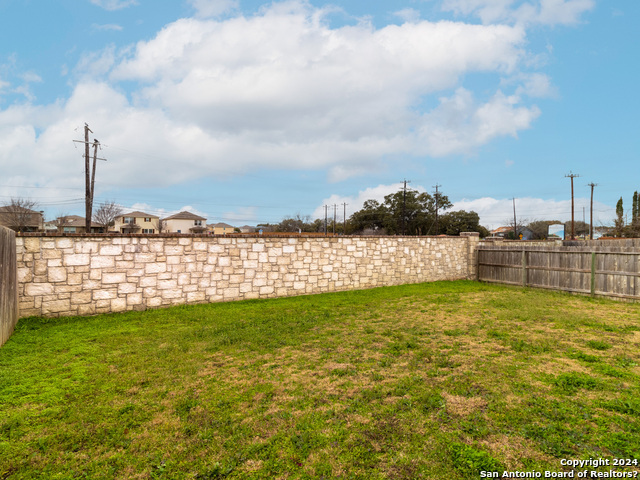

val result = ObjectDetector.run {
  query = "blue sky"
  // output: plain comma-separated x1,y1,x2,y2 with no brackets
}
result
0,0,637,229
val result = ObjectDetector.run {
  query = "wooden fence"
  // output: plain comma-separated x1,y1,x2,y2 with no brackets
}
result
0,226,18,347
477,242,640,301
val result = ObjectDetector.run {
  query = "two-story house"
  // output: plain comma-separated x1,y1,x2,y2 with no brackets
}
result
162,211,207,233
47,215,105,233
0,205,44,232
112,211,160,234
209,222,235,235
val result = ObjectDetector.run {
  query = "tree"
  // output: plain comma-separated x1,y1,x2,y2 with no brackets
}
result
502,216,529,240
0,198,42,232
93,201,123,231
439,210,489,237
276,214,316,233
348,187,485,236
563,220,589,238
526,220,562,240
349,199,389,234
614,197,625,237
53,212,71,233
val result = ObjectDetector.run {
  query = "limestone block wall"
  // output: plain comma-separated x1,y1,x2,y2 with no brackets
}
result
16,234,479,318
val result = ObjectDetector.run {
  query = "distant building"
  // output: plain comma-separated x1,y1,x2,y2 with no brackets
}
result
112,211,160,234
211,222,235,235
48,215,105,234
162,211,207,233
490,226,534,240
0,206,44,232
239,225,257,233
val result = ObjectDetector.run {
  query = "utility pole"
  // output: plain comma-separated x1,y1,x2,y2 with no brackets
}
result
333,204,337,235
343,203,348,235
324,205,328,236
565,172,580,240
588,183,597,240
84,124,92,231
73,124,106,232
402,179,411,236
90,139,99,225
512,197,517,239
433,184,441,235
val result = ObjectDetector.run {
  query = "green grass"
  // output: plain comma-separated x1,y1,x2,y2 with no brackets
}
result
1,280,640,479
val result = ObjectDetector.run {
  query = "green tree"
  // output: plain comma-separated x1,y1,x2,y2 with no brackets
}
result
348,199,389,233
439,210,489,237
349,187,486,236
614,197,625,237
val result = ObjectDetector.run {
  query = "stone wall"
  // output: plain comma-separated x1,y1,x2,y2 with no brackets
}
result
1,226,18,346
16,234,480,318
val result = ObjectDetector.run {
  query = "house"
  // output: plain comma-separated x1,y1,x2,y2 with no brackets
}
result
48,215,105,234
239,225,257,233
490,226,534,240
210,222,235,235
112,211,160,234
0,205,44,232
162,211,207,233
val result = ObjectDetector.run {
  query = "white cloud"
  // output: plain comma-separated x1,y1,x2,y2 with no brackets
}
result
92,24,124,32
1,2,551,194
441,0,595,26
394,8,421,23
126,202,209,221
415,88,540,156
312,187,615,230
187,0,239,18
89,0,138,11
453,196,615,229
312,183,428,219
220,206,257,225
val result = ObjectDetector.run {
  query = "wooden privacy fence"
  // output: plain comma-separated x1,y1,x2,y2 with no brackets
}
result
477,244,640,301
1,225,19,347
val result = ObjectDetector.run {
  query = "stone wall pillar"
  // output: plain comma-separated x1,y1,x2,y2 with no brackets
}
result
460,232,480,280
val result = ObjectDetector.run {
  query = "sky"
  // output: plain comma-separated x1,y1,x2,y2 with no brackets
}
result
0,0,638,230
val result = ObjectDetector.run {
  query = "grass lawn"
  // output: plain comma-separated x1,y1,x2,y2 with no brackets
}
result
1,280,640,479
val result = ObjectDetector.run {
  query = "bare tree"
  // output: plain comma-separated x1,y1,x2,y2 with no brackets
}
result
92,201,123,231
53,212,70,233
157,218,167,233
0,198,43,232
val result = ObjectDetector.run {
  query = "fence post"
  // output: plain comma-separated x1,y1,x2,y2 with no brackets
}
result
521,249,527,287
0,226,18,347
590,252,596,297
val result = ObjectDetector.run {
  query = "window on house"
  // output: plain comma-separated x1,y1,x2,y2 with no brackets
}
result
144,217,151,222
142,229,155,234
124,217,135,224
194,220,202,226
